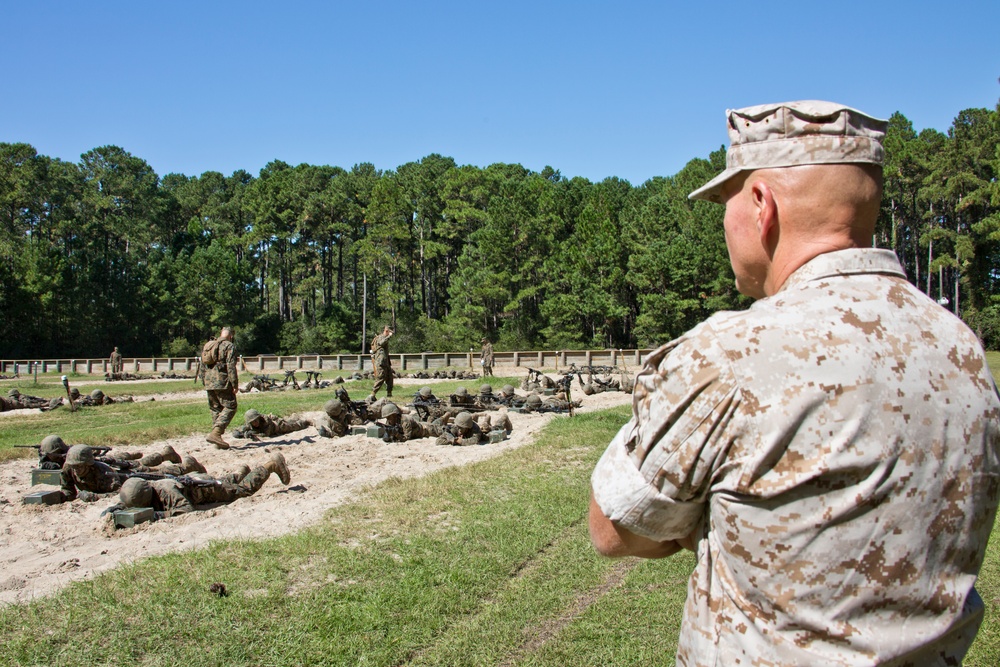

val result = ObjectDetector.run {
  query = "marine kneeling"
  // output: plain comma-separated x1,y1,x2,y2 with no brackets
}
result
111,452,290,521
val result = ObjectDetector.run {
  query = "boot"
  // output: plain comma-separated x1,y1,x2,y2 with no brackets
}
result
263,452,290,485
233,463,252,483
182,455,207,474
206,427,230,450
160,445,182,464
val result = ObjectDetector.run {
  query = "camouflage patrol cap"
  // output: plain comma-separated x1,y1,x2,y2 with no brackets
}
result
40,435,68,457
324,399,345,418
418,386,433,398
66,444,95,466
454,412,474,429
381,402,401,418
689,100,888,204
119,477,153,508
244,409,261,424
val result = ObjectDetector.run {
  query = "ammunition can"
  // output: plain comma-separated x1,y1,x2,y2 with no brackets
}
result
31,469,63,486
114,508,154,529
23,490,63,505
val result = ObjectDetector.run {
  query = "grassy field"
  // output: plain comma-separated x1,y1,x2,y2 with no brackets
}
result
1,365,999,665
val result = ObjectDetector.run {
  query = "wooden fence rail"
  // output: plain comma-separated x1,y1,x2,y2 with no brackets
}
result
0,349,654,377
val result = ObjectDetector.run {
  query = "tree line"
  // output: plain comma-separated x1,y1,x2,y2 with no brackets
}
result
2,99,998,358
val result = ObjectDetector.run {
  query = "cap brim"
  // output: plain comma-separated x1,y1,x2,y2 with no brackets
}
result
687,168,741,204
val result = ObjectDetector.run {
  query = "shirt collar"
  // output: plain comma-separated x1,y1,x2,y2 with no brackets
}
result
778,248,906,294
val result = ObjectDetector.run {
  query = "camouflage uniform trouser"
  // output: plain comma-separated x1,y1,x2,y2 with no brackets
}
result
371,357,393,397
207,389,238,431
190,466,269,505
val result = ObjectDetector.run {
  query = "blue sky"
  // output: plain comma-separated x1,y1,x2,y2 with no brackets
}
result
3,0,998,185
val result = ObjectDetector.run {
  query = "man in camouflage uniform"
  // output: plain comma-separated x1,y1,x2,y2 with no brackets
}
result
496,384,526,408
369,324,394,400
435,411,487,447
58,445,128,502
410,386,448,423
379,403,441,442
231,409,310,441
113,452,290,520
109,347,123,374
480,338,494,376
38,436,203,475
71,388,132,406
5,388,61,411
589,101,1000,666
201,327,239,449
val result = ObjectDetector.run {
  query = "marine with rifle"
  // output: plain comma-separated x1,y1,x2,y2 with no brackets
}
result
108,451,291,520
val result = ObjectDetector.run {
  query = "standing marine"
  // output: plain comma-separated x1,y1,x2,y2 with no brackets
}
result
369,325,395,400
480,338,494,376
201,327,239,450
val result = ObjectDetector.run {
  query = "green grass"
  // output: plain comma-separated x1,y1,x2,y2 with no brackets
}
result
1,361,999,665
1,406,695,666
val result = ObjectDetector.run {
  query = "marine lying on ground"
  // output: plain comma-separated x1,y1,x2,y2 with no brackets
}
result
104,451,290,522
68,388,135,406
409,370,479,380
25,443,206,504
1,389,62,412
231,409,312,441
105,372,157,382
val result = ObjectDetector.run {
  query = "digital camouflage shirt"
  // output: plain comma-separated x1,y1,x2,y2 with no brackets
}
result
203,340,238,391
592,249,1000,666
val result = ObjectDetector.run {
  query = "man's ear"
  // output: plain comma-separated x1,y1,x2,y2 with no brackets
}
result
750,180,778,255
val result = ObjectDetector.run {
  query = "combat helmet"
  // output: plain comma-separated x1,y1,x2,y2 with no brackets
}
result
501,384,515,396
454,387,468,397
65,444,95,466
479,384,493,395
324,399,345,418
7,389,19,397
40,435,68,457
526,394,543,408
69,387,81,399
381,402,401,418
454,412,475,430
582,383,595,396
418,386,433,399
119,477,153,508
244,409,261,424
90,389,104,399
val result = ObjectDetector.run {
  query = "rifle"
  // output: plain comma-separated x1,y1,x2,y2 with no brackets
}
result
374,421,403,442
558,374,575,417
125,471,221,487
62,375,76,413
345,400,371,422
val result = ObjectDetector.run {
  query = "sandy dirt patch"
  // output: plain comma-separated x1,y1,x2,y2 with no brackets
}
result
0,390,632,605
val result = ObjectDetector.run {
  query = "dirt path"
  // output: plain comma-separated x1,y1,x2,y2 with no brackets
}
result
0,390,632,605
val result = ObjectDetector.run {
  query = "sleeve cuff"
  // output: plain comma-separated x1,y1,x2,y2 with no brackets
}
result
591,424,705,542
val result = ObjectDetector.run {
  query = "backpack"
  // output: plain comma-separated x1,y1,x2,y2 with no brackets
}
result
202,339,222,367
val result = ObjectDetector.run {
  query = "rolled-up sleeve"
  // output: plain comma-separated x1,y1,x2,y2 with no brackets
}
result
591,327,742,542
